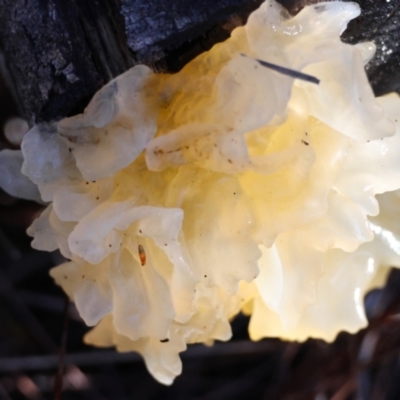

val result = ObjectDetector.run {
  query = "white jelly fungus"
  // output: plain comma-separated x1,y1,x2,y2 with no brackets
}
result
1,0,400,385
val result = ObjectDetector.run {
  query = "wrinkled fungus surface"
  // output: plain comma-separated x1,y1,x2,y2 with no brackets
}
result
2,0,400,385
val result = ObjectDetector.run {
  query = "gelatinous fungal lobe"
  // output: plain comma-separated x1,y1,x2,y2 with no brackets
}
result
1,0,400,387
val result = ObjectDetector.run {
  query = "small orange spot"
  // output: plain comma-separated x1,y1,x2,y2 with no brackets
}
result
138,244,146,266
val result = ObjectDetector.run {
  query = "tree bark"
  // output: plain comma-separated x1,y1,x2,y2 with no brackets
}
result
0,0,399,125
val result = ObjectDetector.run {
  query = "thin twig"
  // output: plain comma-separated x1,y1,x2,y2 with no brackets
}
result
330,378,356,400
53,295,70,400
0,340,282,372
0,267,57,353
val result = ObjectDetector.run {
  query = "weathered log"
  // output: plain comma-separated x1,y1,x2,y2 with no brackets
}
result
0,0,263,124
0,0,399,125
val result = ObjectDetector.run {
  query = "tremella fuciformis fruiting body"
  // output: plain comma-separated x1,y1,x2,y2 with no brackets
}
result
1,0,400,385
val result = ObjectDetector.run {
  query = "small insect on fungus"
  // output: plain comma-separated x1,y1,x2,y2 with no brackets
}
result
138,244,146,266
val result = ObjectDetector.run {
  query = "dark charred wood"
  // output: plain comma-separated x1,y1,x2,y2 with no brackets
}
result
0,0,263,125
341,0,400,97
0,0,399,125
